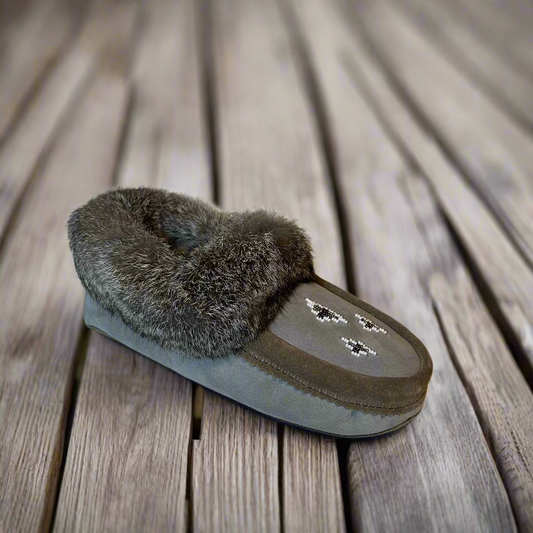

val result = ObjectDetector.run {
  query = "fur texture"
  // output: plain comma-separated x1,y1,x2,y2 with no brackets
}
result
68,188,314,358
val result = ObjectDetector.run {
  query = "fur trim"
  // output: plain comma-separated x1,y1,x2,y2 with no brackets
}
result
68,188,314,358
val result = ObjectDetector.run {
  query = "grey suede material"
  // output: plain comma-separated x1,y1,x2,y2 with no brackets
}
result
269,282,420,378
84,294,420,437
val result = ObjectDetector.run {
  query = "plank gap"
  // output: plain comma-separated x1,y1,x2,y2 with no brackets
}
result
279,0,356,294
105,0,145,188
430,298,496,460
110,87,136,187
186,398,196,533
332,3,427,183
192,384,204,440
48,325,91,533
106,0,145,186
198,0,220,206
336,438,354,533
277,423,284,533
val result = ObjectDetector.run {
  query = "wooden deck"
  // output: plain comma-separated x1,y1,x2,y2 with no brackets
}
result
1,0,533,530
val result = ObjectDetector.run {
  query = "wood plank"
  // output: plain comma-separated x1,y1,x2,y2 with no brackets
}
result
53,335,192,532
0,0,80,145
353,0,533,269
0,0,140,241
193,392,280,532
193,0,346,530
282,428,345,533
118,0,210,197
54,0,209,530
289,0,522,530
398,0,533,126
0,75,129,533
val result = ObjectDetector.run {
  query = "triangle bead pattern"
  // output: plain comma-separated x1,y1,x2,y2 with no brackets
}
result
355,313,387,334
306,298,348,324
341,337,377,357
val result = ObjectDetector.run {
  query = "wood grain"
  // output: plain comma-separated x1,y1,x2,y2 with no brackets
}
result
0,75,129,533
354,0,533,268
53,335,192,532
193,0,346,531
0,0,140,240
431,270,533,531
54,0,209,530
282,428,345,533
193,392,280,532
289,0,523,529
348,0,533,375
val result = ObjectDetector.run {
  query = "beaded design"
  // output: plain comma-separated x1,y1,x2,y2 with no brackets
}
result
306,298,348,324
341,337,377,357
355,313,387,334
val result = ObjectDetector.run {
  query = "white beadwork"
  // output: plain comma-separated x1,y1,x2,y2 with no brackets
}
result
341,337,377,357
355,313,387,334
306,298,348,324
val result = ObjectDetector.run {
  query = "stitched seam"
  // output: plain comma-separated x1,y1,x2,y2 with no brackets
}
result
243,350,426,412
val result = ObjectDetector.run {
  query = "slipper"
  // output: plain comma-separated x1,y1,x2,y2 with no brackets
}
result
68,188,432,438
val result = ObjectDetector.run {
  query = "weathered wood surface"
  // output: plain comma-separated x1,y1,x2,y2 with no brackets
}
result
288,0,526,530
193,0,345,530
282,428,345,533
54,336,192,532
0,0,140,242
352,0,533,378
54,0,208,531
1,0,533,531
330,1,533,528
193,392,280,532
353,0,533,270
399,0,533,126
0,75,129,531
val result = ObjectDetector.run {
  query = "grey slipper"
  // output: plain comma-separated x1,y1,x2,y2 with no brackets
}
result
68,188,432,438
